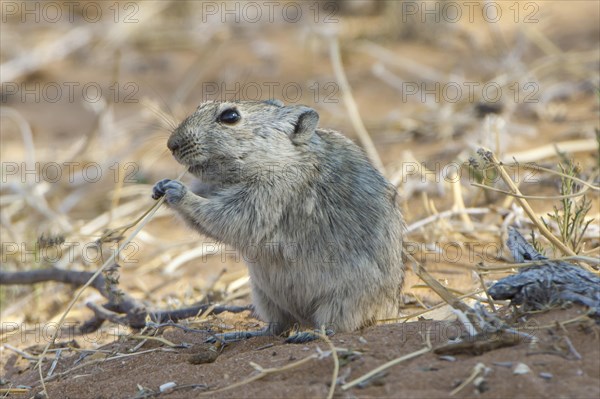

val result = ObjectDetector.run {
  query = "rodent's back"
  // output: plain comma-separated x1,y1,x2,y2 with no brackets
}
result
290,127,403,267
247,126,405,331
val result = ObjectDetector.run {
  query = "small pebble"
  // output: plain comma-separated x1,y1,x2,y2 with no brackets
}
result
159,382,176,393
474,376,489,393
513,363,531,375
188,349,219,365
358,336,368,344
438,355,456,362
493,361,513,368
539,372,553,380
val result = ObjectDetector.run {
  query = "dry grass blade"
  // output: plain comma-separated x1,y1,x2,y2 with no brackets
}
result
194,333,338,397
407,253,472,314
405,208,490,233
1,27,93,83
471,183,594,200
501,139,599,164
198,353,319,396
478,256,600,272
494,161,599,192
33,164,183,398
449,362,487,396
328,36,385,173
125,335,179,348
341,330,432,391
314,331,339,399
476,271,497,312
0,387,30,395
3,343,41,361
40,348,171,385
397,289,485,322
1,107,35,166
358,41,446,82
477,148,577,258
525,312,593,330
450,171,474,231
164,246,221,274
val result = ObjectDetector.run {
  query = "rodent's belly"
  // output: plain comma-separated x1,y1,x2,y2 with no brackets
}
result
246,260,318,324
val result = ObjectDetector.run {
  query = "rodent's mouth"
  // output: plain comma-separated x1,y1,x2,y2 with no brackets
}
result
173,153,206,177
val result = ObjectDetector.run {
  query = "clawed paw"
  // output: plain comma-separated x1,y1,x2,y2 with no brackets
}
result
285,329,335,344
152,178,187,205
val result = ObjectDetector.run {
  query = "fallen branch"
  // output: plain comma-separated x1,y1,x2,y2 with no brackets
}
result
0,267,251,331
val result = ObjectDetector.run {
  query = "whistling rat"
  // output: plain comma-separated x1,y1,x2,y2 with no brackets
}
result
153,100,404,336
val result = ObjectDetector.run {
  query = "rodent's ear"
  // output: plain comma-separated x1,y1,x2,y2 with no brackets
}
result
291,107,319,144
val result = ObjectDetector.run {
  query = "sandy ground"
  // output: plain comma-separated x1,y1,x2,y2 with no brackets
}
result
2,307,599,398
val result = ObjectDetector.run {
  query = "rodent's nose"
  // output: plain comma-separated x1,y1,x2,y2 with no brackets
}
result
167,136,181,153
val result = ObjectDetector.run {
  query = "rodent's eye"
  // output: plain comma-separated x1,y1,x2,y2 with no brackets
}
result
218,108,241,124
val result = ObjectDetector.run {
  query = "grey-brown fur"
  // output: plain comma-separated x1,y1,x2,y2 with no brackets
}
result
153,100,405,334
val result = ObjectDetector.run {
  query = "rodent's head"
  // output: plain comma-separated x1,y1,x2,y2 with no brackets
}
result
167,100,319,184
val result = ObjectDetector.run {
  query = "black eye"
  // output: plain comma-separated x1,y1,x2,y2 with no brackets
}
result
218,108,241,124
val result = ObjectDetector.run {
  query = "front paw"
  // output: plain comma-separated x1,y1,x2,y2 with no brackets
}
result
152,179,188,205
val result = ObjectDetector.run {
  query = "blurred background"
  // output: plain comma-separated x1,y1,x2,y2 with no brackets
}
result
1,0,599,338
